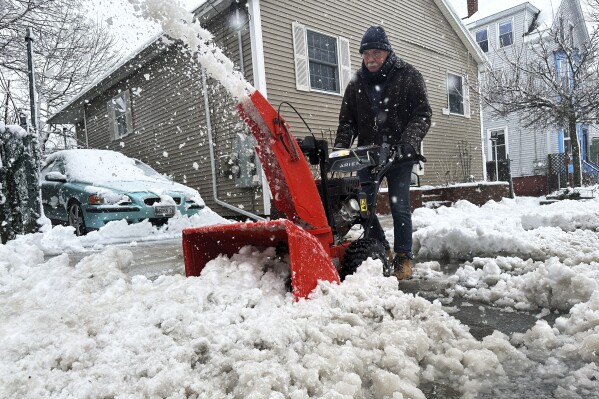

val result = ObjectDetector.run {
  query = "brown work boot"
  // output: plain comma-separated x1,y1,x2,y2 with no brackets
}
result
393,252,413,280
386,248,394,264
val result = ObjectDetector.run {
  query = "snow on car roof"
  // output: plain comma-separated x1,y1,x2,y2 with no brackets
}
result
47,149,168,184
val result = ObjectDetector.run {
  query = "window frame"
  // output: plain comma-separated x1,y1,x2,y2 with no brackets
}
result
488,128,508,161
475,27,489,53
306,28,340,94
563,130,571,154
443,72,471,118
292,22,351,96
498,19,514,48
107,90,133,141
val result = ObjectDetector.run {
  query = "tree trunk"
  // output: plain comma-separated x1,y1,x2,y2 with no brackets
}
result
569,115,582,187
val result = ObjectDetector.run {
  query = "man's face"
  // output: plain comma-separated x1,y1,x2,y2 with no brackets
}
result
362,49,390,73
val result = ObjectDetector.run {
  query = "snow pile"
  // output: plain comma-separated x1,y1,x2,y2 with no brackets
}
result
448,256,599,311
413,196,599,262
3,190,599,396
0,122,29,138
15,209,228,256
0,243,516,398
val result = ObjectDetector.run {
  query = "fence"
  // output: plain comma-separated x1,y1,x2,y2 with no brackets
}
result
547,153,569,192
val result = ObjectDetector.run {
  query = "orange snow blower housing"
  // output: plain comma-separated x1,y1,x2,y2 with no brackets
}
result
183,90,407,300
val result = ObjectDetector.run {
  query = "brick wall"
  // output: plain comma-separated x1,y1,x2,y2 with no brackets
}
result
376,182,510,213
512,176,547,197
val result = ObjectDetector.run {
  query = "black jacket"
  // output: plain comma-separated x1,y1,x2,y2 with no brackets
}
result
335,57,432,155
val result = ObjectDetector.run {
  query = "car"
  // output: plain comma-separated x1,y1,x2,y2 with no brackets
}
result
40,149,205,235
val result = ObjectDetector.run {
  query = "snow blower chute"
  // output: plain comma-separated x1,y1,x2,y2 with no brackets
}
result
183,90,413,299
182,90,341,300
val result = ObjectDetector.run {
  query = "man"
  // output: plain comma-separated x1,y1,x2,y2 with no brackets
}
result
334,25,432,280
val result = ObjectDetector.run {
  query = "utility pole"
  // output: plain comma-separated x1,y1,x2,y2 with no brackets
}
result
3,80,10,122
25,27,38,133
24,27,41,235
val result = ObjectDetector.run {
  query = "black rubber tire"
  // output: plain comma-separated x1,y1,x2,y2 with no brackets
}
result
68,201,88,236
341,238,390,280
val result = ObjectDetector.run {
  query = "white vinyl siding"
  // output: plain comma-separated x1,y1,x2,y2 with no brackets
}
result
292,22,351,95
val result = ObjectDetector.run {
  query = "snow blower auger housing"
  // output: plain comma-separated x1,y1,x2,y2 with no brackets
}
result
182,90,411,299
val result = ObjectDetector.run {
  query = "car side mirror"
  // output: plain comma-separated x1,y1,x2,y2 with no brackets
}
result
45,172,67,183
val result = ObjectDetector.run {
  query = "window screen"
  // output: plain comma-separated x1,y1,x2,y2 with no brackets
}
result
307,30,339,93
499,21,513,47
476,29,488,52
448,73,464,115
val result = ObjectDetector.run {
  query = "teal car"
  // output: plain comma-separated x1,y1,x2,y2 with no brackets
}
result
41,149,205,235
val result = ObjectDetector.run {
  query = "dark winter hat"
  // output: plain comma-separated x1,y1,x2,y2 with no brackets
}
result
359,26,393,54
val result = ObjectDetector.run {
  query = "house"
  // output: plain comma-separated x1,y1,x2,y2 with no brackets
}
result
47,0,487,219
448,0,597,195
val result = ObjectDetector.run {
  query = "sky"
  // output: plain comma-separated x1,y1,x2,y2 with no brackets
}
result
447,0,563,23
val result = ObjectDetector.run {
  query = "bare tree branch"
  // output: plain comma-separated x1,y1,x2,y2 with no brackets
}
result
0,0,119,149
475,9,599,187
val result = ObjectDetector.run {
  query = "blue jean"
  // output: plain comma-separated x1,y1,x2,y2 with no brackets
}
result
358,162,413,254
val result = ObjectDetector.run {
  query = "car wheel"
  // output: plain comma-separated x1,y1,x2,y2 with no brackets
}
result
68,201,87,236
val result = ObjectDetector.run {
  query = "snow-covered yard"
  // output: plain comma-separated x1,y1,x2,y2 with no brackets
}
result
2,193,599,398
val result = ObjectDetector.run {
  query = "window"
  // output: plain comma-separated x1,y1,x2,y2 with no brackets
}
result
292,22,351,94
499,20,513,47
447,73,465,115
563,130,571,154
307,30,339,92
557,57,569,90
489,129,507,160
476,28,489,53
107,90,133,140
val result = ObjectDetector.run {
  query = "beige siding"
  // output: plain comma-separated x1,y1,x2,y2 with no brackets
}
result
260,0,484,185
77,0,484,219
80,15,261,218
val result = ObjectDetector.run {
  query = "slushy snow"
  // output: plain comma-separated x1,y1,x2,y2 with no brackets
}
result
2,192,599,398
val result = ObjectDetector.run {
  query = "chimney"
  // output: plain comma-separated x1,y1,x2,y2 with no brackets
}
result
467,0,478,18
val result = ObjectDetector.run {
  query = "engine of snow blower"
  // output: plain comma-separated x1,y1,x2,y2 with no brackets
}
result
296,135,415,279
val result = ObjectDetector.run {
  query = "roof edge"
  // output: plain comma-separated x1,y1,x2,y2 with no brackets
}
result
435,0,488,64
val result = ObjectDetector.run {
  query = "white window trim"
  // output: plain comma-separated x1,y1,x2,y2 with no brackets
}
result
107,89,133,141
442,72,471,118
292,21,351,96
475,26,489,53
497,18,515,48
486,127,509,160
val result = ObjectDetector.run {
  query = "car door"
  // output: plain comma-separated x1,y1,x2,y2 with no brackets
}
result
40,158,68,221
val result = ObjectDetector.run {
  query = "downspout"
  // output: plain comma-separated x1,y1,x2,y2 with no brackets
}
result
248,0,272,216
201,67,265,221
478,65,487,181
83,104,89,148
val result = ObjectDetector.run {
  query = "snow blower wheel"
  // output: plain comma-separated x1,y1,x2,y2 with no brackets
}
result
341,238,390,280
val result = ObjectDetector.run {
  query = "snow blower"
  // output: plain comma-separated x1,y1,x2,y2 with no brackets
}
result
182,90,415,299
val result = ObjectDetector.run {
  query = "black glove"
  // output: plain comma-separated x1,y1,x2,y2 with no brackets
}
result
398,143,418,162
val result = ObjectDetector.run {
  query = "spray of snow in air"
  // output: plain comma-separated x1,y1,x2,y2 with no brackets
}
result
128,0,254,100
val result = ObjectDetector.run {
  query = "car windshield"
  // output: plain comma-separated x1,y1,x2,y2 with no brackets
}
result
58,150,170,184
